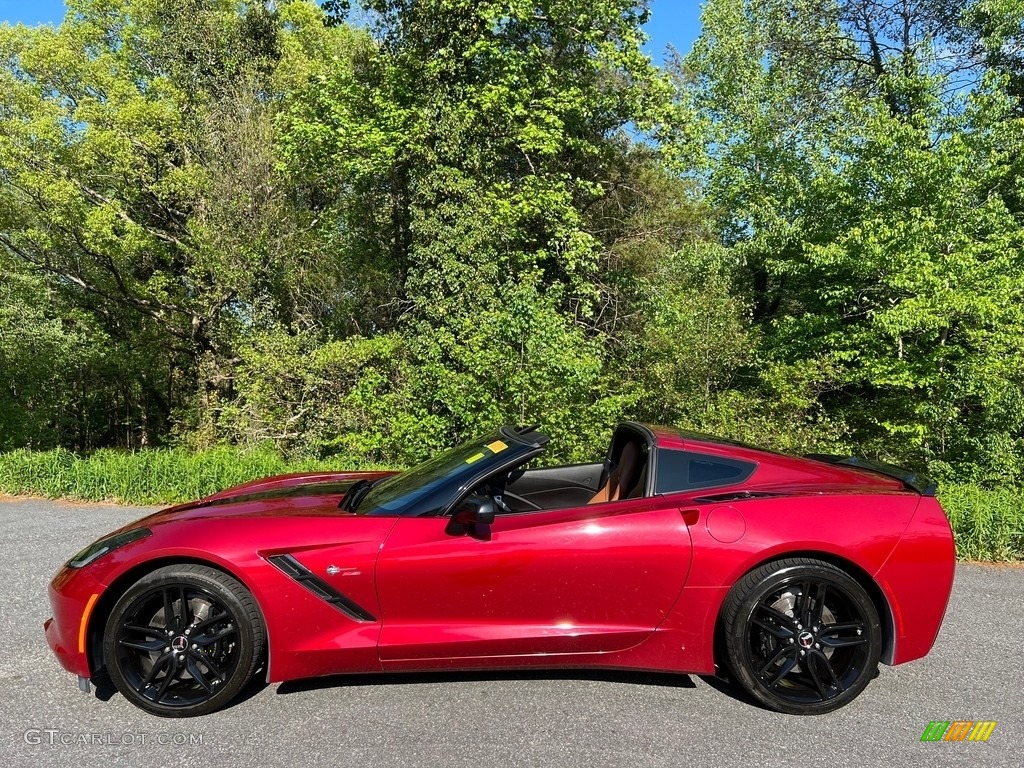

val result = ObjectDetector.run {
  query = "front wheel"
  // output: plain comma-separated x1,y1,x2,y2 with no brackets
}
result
103,564,265,717
721,557,882,715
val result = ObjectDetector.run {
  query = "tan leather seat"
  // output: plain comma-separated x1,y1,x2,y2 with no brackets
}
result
588,439,643,504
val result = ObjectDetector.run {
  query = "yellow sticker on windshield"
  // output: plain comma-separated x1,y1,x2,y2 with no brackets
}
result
465,452,485,464
486,440,508,453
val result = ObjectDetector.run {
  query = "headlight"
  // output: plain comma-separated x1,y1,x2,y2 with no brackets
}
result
66,528,151,569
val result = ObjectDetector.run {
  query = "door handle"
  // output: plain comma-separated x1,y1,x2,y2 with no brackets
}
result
678,508,700,526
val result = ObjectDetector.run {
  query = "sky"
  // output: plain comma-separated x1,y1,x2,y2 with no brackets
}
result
0,1,705,59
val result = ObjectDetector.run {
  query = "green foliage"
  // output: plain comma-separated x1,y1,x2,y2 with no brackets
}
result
940,484,1024,561
0,445,379,505
675,0,1024,483
1,0,1023,561
0,0,360,448
275,1,680,455
0,443,1017,562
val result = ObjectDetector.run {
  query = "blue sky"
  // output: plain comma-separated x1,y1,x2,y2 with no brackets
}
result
0,0,66,26
645,1,704,61
0,1,704,58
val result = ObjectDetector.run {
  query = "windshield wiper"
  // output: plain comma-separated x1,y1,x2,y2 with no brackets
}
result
340,479,373,512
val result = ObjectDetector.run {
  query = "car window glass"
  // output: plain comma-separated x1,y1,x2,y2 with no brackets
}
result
688,458,745,485
656,450,755,494
357,433,529,516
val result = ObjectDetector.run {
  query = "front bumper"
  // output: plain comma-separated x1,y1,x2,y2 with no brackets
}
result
44,567,105,679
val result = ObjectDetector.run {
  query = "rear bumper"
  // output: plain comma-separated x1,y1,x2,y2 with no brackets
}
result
874,496,956,664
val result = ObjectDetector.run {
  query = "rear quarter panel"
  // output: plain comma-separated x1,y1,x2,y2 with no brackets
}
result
662,491,924,674
873,496,956,663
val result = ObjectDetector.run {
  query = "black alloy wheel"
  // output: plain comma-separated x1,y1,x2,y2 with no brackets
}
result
103,564,265,717
722,557,882,715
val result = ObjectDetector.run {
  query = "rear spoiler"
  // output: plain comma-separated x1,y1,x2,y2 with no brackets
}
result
803,454,937,497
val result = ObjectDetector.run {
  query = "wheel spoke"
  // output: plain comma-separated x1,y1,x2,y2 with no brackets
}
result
813,648,845,693
195,625,237,646
192,651,226,678
810,583,828,627
185,657,214,694
756,603,797,629
765,652,799,687
819,621,867,648
153,663,176,702
141,653,172,688
178,586,191,624
123,623,166,638
819,635,868,649
192,609,230,632
795,581,812,625
757,643,793,677
162,587,177,629
752,614,794,639
119,636,165,652
806,652,830,700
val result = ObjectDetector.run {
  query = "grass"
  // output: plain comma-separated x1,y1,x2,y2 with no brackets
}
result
0,449,1020,561
938,484,1024,562
0,446,358,506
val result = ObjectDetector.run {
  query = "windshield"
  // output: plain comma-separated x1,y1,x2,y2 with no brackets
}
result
356,431,533,516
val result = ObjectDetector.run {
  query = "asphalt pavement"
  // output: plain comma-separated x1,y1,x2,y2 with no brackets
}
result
1,498,1019,768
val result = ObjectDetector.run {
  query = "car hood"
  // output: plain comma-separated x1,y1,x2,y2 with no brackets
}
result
127,470,397,528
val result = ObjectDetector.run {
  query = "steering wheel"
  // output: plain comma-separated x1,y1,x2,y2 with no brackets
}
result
479,481,543,513
498,489,543,512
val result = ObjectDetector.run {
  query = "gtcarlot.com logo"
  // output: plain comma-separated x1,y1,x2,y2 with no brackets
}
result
921,721,997,742
24,729,203,746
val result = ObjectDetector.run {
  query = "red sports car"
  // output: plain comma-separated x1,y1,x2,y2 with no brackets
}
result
45,423,955,717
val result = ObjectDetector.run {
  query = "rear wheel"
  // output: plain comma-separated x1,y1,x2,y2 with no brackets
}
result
103,564,265,717
721,557,881,715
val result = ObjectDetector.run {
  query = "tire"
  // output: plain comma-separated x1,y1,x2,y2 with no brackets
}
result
721,557,881,715
103,564,266,717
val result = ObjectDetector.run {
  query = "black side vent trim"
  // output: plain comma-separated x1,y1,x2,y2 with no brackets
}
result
692,491,784,504
267,554,376,622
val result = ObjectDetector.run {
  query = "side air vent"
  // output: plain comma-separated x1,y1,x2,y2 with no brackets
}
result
692,491,783,504
267,554,376,622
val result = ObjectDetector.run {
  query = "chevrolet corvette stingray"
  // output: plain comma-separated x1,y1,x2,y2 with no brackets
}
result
45,423,955,717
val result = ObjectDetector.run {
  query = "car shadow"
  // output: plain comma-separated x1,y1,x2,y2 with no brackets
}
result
276,668,697,696
93,662,765,712
696,673,766,710
90,662,271,712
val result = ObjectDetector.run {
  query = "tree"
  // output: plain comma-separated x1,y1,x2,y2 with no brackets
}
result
277,0,689,459
675,0,1024,482
0,0,358,447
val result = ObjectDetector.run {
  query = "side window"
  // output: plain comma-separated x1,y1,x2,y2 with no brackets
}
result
655,450,755,494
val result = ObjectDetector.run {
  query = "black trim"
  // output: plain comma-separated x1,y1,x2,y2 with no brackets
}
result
804,455,937,496
500,425,549,449
267,554,377,622
693,490,784,504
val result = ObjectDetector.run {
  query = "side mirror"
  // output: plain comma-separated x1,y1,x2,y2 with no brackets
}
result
447,495,496,534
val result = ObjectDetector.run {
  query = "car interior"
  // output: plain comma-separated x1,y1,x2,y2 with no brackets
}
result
477,424,652,513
